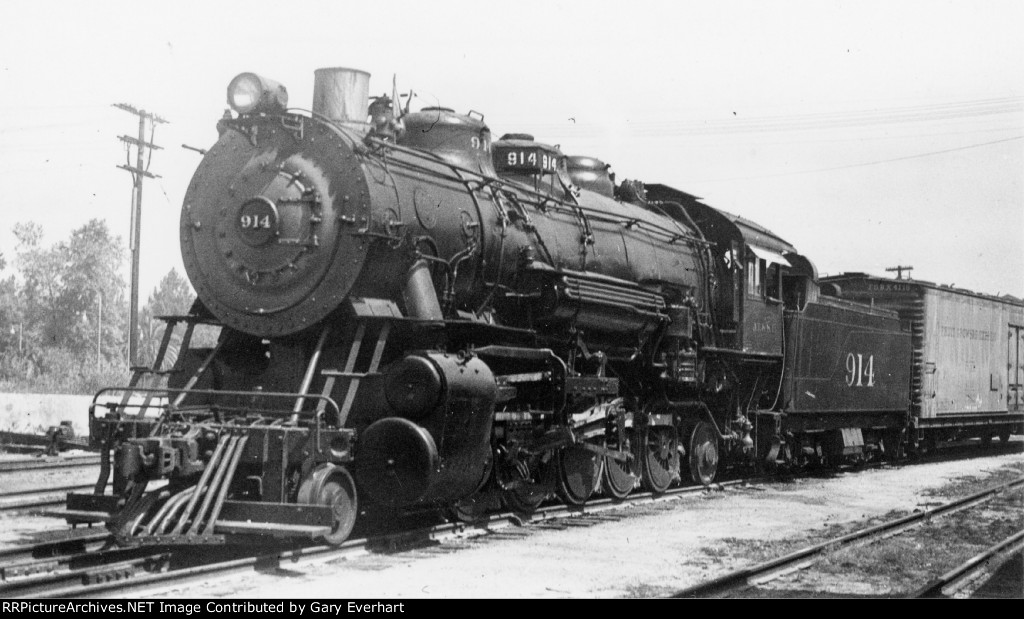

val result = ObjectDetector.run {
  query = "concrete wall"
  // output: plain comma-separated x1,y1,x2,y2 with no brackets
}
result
0,393,93,436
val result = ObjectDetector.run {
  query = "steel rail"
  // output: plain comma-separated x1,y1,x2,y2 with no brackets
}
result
0,548,174,597
26,479,749,598
0,484,96,513
911,529,1024,598
0,530,111,565
670,475,1024,598
0,483,95,499
0,456,100,473
0,534,116,584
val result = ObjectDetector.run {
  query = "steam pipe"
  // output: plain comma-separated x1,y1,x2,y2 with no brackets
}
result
403,259,444,320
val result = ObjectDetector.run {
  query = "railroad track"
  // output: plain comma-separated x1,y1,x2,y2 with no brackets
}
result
0,455,100,474
0,484,96,514
0,529,112,567
0,479,748,598
670,476,1024,598
5,452,1015,598
911,530,1024,598
0,458,100,514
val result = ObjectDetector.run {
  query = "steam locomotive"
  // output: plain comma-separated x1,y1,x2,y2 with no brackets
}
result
62,68,1024,546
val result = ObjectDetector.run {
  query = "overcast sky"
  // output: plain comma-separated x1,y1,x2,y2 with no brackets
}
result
1,0,1021,301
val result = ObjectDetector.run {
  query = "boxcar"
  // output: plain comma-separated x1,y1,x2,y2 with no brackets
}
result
821,273,1024,447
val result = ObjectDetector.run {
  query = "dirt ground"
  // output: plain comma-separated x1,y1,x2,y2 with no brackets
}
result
140,444,1023,599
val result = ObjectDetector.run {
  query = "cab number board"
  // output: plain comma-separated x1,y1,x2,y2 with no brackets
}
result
495,147,559,174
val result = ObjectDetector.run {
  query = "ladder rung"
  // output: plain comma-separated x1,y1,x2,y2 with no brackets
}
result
130,366,178,374
321,370,381,378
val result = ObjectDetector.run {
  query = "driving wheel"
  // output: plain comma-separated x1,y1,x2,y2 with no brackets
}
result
555,445,601,506
601,431,636,500
688,421,719,486
639,426,677,493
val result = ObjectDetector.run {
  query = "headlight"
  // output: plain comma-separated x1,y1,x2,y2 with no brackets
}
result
227,73,288,115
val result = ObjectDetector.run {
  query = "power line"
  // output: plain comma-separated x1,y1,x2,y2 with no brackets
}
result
502,96,1024,139
638,97,1024,136
692,135,1024,183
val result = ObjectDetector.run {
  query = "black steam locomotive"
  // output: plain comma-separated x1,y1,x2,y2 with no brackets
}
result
63,68,1024,546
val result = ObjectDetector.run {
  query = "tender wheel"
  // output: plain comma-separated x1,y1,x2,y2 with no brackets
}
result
639,426,677,493
298,465,358,546
555,445,601,506
999,430,1012,444
883,429,905,463
688,421,719,486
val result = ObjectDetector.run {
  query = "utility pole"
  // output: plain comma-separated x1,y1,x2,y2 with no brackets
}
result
96,292,102,368
114,103,167,367
885,265,914,280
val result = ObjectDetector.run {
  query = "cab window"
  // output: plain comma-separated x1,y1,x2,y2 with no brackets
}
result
746,257,766,298
766,263,781,301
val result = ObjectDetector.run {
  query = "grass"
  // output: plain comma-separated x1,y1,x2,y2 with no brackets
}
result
692,462,1024,597
815,499,1024,589
922,461,1024,500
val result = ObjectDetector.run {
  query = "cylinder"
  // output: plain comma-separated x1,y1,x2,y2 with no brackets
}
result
312,67,370,129
384,354,444,418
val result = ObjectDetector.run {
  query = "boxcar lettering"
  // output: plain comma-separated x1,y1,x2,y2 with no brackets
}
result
859,282,913,292
937,325,995,341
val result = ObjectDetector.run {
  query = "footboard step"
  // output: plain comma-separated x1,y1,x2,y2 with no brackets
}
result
42,509,112,523
214,520,331,539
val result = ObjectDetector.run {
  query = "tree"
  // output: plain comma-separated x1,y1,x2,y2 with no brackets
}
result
60,220,128,358
143,269,194,317
13,219,126,356
138,268,198,367
14,221,62,351
0,274,24,354
3,220,129,393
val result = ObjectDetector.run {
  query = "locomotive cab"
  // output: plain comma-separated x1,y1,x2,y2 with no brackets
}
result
644,184,813,355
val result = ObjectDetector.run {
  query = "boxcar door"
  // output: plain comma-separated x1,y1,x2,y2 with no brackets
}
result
1010,325,1023,412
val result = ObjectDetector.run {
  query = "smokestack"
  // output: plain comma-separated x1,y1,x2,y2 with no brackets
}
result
312,67,371,130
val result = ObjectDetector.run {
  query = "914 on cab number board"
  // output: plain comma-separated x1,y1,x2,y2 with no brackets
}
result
495,146,560,175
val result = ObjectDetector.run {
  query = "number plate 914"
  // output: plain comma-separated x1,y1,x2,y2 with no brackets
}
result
237,196,279,246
